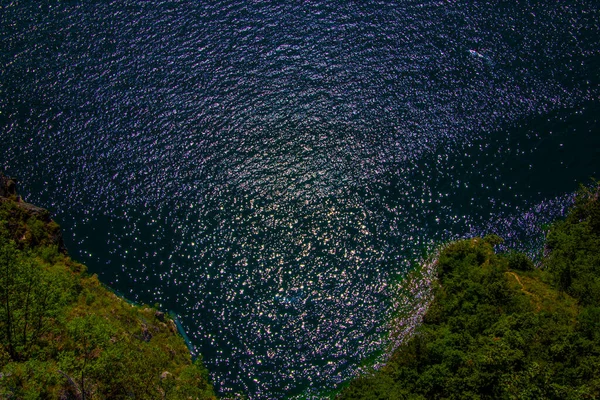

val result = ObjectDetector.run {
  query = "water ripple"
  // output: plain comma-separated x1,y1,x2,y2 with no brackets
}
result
1,0,599,397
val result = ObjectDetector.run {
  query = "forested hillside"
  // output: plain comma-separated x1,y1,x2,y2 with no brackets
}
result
0,179,215,399
3,172,599,399
340,184,600,399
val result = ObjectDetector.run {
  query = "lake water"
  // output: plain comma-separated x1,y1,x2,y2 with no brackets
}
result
1,1,599,397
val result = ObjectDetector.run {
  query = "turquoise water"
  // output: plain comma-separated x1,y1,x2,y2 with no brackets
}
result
1,1,599,397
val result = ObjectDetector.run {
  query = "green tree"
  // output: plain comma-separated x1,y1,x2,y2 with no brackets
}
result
0,238,19,359
0,238,66,361
61,315,115,399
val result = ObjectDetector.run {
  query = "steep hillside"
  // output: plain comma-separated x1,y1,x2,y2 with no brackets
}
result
0,175,215,399
339,184,600,399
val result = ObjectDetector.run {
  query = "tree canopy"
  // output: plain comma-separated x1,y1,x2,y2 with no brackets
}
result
0,198,215,399
339,184,600,399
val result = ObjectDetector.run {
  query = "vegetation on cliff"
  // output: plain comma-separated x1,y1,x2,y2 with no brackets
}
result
339,184,600,399
0,190,215,398
3,170,599,399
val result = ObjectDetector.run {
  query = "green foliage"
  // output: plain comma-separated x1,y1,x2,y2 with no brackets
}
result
0,200,58,249
506,252,535,271
545,184,600,305
36,245,60,265
340,184,600,399
0,199,216,399
483,234,504,247
0,238,67,362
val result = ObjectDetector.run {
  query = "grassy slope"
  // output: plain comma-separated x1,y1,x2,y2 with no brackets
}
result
339,184,600,400
0,197,215,399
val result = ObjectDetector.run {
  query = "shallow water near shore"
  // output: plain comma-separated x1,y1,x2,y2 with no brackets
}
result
2,1,599,397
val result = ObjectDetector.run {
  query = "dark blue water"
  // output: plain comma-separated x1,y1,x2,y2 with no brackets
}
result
2,1,599,397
